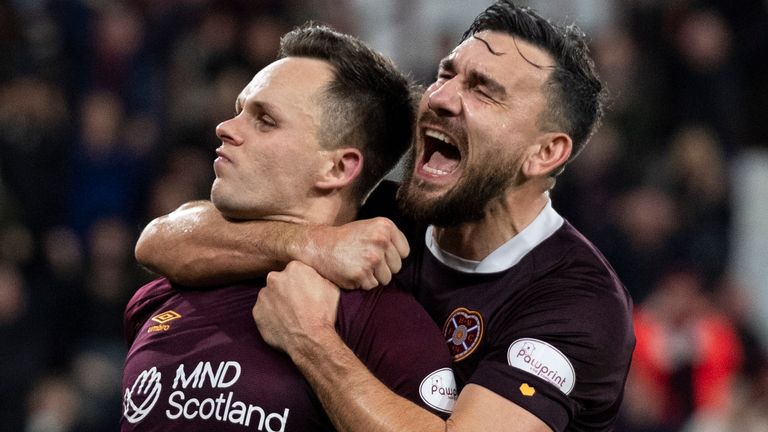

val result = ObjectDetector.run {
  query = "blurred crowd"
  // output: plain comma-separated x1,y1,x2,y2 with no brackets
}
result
0,0,766,431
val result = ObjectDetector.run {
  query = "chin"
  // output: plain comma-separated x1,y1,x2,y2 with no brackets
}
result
216,205,251,221
210,192,238,218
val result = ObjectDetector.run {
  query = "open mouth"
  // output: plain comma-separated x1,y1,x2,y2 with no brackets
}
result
421,129,462,176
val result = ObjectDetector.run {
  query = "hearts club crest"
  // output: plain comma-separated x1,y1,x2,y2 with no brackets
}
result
442,307,484,361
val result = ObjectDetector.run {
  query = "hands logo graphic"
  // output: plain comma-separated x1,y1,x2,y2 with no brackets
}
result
124,367,162,423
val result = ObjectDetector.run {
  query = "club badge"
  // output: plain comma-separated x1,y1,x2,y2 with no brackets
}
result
442,307,484,362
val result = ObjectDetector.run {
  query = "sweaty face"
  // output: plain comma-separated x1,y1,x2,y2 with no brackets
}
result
398,31,555,226
211,57,334,220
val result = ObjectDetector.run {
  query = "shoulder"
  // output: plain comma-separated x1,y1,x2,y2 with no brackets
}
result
125,278,175,318
338,283,456,416
337,283,436,339
527,221,632,322
337,282,447,358
489,221,635,383
537,222,621,282
124,278,176,344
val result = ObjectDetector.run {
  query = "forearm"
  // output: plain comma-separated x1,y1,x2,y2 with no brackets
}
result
290,328,446,432
137,200,409,288
135,201,310,286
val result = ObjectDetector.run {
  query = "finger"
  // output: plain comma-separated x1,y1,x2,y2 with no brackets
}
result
372,259,392,288
265,270,281,287
384,242,403,274
360,272,379,290
252,300,265,325
337,277,356,290
390,228,410,258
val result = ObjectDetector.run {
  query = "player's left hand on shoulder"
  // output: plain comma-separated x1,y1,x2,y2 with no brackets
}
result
253,261,341,353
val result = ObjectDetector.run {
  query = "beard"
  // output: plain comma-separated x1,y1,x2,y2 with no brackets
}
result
397,146,518,227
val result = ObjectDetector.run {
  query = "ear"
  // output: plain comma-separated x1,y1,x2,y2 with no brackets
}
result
522,132,572,177
315,148,363,191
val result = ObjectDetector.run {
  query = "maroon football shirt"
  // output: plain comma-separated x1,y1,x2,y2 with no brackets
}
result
122,279,456,431
399,218,635,431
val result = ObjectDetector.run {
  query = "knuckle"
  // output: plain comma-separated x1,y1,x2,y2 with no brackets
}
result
352,268,368,281
373,233,389,246
265,271,277,284
365,252,382,266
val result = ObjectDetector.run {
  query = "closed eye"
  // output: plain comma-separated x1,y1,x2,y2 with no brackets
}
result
466,71,506,102
258,114,276,127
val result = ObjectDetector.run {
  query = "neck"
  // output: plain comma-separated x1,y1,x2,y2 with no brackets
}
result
261,191,357,227
432,186,549,261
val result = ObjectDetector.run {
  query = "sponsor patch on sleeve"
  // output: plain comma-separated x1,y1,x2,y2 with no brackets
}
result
419,368,457,413
507,338,575,395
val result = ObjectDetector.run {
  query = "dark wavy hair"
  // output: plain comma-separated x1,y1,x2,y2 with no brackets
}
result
463,0,607,175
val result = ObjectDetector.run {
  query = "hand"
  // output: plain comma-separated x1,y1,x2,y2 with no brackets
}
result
123,367,162,423
300,217,410,290
253,261,341,354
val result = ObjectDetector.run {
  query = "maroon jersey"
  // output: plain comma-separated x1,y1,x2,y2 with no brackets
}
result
122,279,456,431
398,206,635,431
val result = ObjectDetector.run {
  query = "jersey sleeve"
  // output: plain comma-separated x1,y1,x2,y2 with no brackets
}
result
469,276,635,431
337,283,457,417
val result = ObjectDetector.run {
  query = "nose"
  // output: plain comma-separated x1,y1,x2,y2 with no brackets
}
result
216,117,244,146
426,79,462,117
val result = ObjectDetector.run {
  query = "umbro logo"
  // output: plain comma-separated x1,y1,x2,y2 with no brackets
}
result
148,310,182,333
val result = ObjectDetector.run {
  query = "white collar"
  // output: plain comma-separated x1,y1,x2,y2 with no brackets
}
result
425,200,564,274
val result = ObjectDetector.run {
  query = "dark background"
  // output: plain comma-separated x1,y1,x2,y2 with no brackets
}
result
1,0,767,430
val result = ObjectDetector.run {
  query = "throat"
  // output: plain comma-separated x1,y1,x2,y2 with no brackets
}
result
432,224,505,261
431,199,524,260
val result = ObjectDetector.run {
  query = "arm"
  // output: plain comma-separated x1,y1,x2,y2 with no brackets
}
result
135,200,409,288
253,262,553,432
286,327,551,432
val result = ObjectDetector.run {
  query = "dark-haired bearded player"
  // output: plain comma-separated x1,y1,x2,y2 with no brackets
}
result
135,2,635,431
121,25,456,432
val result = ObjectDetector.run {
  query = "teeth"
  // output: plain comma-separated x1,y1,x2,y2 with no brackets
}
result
423,165,450,176
425,130,452,145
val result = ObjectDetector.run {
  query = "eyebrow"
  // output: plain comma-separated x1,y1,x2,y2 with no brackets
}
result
468,70,507,100
235,96,281,118
439,58,508,101
439,58,456,75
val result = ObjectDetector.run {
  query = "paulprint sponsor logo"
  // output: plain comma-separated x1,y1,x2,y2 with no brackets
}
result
442,307,484,361
419,368,457,413
123,361,289,431
507,338,575,395
124,367,163,423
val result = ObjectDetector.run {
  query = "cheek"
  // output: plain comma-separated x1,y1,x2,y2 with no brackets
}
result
467,112,537,158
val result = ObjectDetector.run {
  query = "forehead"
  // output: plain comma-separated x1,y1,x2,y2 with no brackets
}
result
238,57,334,108
445,30,554,91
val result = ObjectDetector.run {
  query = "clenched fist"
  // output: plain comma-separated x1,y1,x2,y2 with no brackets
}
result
297,217,409,290
253,261,341,354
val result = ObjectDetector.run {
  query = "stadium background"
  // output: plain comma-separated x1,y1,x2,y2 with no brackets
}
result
1,0,767,430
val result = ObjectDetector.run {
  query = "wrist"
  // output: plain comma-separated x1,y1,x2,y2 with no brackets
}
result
288,224,325,267
288,323,342,367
